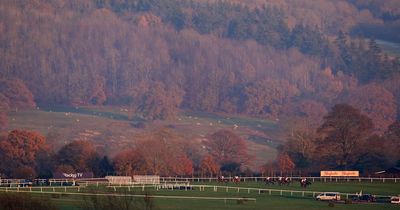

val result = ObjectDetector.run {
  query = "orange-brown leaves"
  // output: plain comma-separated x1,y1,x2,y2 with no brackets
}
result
339,83,396,134
2,130,47,165
136,13,162,28
200,155,219,176
0,112,7,130
0,130,48,177
0,79,36,110
276,153,295,171
317,104,374,169
206,130,249,166
113,129,194,176
244,79,298,117
137,81,184,120
113,149,146,176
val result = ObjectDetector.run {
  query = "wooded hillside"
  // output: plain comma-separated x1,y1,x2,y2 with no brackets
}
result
0,0,399,133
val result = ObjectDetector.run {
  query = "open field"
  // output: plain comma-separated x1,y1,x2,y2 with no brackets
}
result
1,181,399,210
377,40,400,56
7,106,281,167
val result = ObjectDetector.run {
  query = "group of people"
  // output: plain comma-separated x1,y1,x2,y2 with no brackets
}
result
264,177,312,188
264,176,291,186
217,176,311,188
217,175,241,183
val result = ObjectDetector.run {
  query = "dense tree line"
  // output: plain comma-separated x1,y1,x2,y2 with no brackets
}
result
1,103,399,179
0,128,250,178
0,0,399,128
0,0,399,178
278,104,400,174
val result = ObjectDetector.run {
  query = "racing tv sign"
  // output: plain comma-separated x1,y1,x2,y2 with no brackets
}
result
320,171,359,177
53,172,94,179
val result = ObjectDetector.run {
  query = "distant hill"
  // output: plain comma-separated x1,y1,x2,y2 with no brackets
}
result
0,0,399,137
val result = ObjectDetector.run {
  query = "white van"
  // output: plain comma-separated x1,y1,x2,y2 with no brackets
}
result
391,196,400,204
316,192,341,201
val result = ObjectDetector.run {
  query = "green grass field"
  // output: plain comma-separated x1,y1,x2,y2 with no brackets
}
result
2,181,399,210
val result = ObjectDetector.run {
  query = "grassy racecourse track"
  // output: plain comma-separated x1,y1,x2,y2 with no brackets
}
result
1,181,399,210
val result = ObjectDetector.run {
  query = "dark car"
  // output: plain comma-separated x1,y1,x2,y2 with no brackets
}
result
17,179,33,187
352,194,376,202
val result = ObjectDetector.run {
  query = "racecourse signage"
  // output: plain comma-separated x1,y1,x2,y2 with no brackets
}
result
320,171,359,177
53,172,94,179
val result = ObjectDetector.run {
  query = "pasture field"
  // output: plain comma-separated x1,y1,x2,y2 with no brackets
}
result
2,181,399,210
376,40,400,56
7,106,280,166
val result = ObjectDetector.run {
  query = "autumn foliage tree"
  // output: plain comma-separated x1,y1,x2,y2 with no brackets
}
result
136,81,184,120
0,130,49,178
276,153,296,172
55,140,98,173
0,0,398,124
0,79,36,110
283,99,328,129
114,129,194,176
199,155,219,177
338,83,397,134
284,127,317,169
316,104,374,170
0,0,399,175
0,79,35,130
382,121,400,166
0,93,8,130
0,113,7,131
113,149,145,176
243,79,298,118
205,130,250,169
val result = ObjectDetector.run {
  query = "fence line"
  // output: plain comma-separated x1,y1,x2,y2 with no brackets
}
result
1,182,397,202
159,176,399,183
0,186,84,193
101,183,397,200
0,188,257,202
1,176,399,186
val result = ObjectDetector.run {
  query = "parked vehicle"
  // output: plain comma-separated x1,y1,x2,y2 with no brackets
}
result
351,194,376,202
391,196,400,204
17,179,33,187
316,192,341,201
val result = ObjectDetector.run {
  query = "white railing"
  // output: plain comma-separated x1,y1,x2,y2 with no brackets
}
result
100,183,397,201
1,181,397,203
1,176,398,187
159,176,399,183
